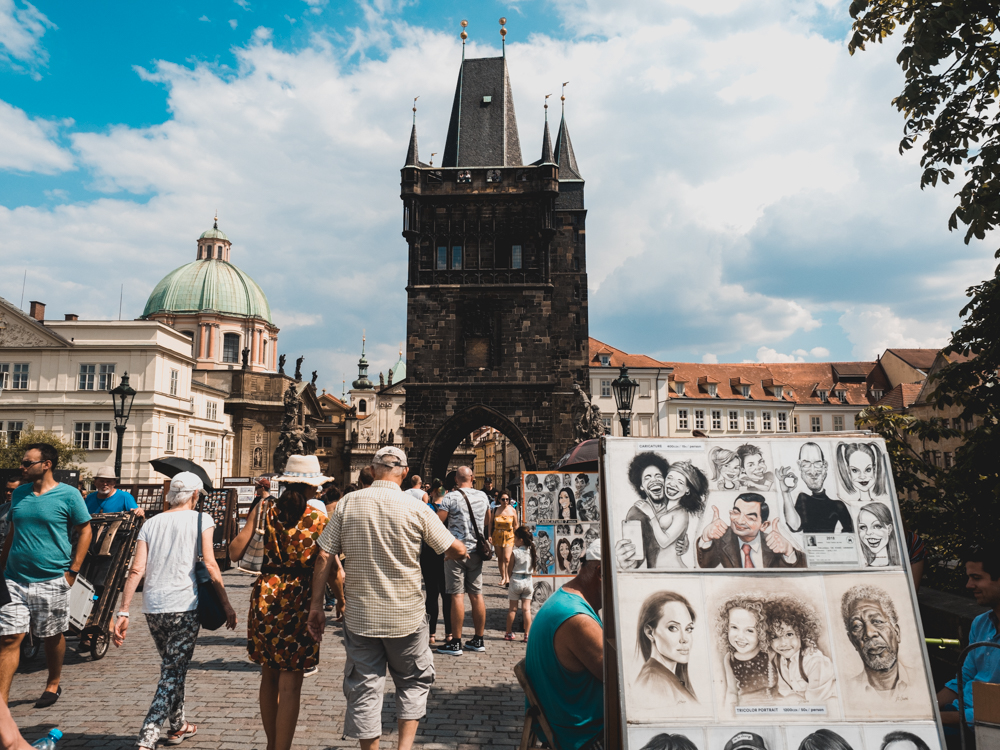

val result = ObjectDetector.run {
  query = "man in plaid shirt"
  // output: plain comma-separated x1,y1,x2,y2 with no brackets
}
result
308,446,466,750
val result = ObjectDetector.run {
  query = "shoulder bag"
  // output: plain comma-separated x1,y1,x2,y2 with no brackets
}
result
239,500,269,573
459,489,494,561
194,502,227,630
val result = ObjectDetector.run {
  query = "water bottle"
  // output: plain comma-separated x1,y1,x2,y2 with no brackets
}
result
31,728,62,748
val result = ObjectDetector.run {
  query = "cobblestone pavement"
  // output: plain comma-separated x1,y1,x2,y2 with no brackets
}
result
9,564,530,749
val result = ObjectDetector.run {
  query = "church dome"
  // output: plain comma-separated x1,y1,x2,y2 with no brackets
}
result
391,351,406,382
199,226,230,241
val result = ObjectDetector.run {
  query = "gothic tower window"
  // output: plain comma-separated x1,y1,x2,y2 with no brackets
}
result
511,245,522,269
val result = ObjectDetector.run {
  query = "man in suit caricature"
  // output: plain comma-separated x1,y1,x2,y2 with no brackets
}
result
697,492,806,569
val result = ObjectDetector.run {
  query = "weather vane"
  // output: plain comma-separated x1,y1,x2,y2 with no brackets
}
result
544,93,552,120
430,152,437,167
412,96,419,123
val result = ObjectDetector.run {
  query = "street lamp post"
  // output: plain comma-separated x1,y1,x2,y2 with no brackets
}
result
611,365,639,437
109,372,136,480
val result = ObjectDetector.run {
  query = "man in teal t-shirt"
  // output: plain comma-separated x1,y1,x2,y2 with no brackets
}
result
84,466,144,517
0,444,92,708
526,538,605,750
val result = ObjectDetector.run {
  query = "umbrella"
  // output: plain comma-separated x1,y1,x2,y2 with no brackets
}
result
149,456,215,492
553,439,599,471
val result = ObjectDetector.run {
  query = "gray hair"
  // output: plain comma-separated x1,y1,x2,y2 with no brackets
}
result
371,464,406,480
841,584,898,628
166,489,197,508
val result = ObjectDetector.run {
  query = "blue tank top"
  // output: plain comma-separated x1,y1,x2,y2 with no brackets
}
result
525,588,603,750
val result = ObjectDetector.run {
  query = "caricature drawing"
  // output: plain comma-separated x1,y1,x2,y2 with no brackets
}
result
557,487,578,520
858,503,900,567
535,528,554,574
569,537,584,573
634,591,699,704
837,442,891,504
778,443,854,534
616,454,708,570
738,444,774,492
710,446,744,491
697,493,806,569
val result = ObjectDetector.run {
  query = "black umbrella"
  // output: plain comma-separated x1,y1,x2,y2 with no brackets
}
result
148,456,214,492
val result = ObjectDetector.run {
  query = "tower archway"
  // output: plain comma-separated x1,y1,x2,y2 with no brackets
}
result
420,405,538,483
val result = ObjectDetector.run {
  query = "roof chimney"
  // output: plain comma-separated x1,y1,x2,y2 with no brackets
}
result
28,301,45,322
64,314,79,321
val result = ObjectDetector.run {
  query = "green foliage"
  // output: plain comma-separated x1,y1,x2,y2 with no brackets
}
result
850,1,1000,592
0,427,90,483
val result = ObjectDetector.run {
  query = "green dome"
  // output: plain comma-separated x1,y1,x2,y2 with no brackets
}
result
390,353,406,382
199,227,230,241
142,259,272,323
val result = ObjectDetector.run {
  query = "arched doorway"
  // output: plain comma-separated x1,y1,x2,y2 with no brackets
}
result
420,405,538,485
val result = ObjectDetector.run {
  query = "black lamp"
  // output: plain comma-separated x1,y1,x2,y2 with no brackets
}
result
110,371,136,479
611,365,638,437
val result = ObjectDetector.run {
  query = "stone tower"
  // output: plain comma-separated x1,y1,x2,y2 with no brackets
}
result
401,46,589,479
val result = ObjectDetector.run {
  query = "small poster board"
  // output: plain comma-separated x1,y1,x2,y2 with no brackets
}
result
522,470,601,613
599,434,943,750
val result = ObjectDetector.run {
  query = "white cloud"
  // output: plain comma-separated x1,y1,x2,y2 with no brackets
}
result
199,15,210,22
272,310,322,330
229,19,238,29
0,0,53,74
810,346,830,358
753,347,804,363
0,99,73,173
233,0,250,8
838,305,951,359
702,353,718,364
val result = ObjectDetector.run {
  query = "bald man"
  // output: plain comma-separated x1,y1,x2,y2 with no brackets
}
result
779,443,853,534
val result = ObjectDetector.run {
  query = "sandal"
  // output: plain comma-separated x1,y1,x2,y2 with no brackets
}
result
429,635,436,645
504,632,514,641
165,723,197,745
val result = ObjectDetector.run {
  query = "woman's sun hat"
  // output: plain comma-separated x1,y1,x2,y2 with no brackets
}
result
275,455,333,487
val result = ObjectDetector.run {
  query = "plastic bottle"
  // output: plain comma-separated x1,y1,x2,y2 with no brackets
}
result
31,728,63,748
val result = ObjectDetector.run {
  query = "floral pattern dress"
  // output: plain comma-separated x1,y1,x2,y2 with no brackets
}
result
247,503,327,670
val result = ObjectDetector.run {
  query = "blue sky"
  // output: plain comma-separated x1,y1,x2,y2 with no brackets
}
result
0,0,993,391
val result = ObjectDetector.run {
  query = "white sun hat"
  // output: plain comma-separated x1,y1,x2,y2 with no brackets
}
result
274,455,333,487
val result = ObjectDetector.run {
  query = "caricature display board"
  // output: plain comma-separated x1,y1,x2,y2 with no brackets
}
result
600,435,943,750
522,471,601,614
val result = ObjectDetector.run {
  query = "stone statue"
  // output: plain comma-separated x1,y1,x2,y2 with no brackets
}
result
241,347,250,369
272,382,317,473
388,367,394,386
311,370,318,387
380,429,387,444
278,354,286,374
379,372,385,388
351,428,358,443
294,356,304,381
387,429,394,444
573,384,606,442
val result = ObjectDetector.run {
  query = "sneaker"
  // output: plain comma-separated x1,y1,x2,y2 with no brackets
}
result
465,635,486,652
304,665,319,677
436,639,463,656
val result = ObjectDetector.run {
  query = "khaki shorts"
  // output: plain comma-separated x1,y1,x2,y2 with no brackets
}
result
343,620,434,740
0,576,71,638
444,552,482,595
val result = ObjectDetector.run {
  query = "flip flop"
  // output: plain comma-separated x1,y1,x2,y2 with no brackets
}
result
34,686,61,708
164,723,197,745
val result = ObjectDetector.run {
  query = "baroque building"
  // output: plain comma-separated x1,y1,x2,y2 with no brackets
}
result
401,43,589,478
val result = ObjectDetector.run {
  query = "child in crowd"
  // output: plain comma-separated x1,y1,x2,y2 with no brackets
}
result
506,526,537,642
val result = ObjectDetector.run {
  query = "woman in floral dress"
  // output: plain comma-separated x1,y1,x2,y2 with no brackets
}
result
230,455,331,750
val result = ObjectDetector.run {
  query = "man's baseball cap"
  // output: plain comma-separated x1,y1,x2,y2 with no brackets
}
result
372,446,408,468
255,477,271,490
169,471,205,495
725,733,768,750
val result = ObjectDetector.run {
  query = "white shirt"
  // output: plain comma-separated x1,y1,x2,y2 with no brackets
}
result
405,488,426,502
137,510,216,614
511,545,533,575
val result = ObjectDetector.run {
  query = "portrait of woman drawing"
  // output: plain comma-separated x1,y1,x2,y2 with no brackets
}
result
634,591,699,704
857,503,900,568
617,454,708,569
557,488,577,520
556,537,572,573
765,595,836,704
710,447,743,491
836,442,890,504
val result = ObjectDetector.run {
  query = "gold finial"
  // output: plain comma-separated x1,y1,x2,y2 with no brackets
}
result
430,152,437,166
413,95,419,113
213,210,219,229
460,19,468,41
561,81,569,102
499,17,506,51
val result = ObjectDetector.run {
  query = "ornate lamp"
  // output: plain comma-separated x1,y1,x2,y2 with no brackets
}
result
611,365,639,437
109,372,136,479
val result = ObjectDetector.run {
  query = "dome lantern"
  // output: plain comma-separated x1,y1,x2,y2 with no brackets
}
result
197,215,232,261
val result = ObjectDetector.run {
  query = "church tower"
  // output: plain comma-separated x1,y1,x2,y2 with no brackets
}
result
401,25,589,478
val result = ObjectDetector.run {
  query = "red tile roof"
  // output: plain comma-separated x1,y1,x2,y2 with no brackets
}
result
588,338,666,369
874,383,924,410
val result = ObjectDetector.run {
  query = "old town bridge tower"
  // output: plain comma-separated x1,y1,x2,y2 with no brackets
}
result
401,44,589,479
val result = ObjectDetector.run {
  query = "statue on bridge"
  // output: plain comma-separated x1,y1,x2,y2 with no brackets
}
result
573,384,606,442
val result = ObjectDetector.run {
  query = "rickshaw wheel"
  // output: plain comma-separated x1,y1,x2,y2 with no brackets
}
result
91,632,110,660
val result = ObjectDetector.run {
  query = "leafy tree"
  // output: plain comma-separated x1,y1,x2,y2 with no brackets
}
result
850,3,1000,589
0,427,90,484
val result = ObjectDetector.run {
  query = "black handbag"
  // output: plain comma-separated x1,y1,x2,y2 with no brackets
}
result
194,501,227,631
459,490,494,561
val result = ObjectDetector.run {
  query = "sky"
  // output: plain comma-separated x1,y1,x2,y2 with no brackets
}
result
1,0,995,393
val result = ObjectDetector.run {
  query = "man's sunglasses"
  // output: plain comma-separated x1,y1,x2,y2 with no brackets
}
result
20,459,46,468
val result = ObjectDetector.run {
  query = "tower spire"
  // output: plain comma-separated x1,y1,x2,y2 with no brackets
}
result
405,96,420,166
554,83,582,180
540,94,554,165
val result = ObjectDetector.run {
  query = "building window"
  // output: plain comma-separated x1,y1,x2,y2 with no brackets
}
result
818,390,829,403
319,436,333,448
741,385,751,398
836,390,847,404
833,415,845,431
944,451,953,468
694,410,705,430
870,389,884,401
640,380,651,398
602,415,612,432
11,363,28,390
600,380,611,397
187,437,194,459
99,364,116,390
205,439,217,461
357,399,367,414
706,383,718,398
677,409,689,430
73,422,91,449
452,245,463,270
436,246,447,269
94,422,111,450
793,415,800,432
728,411,739,430
222,333,240,363
637,415,652,436
5,421,23,444
78,364,96,390
206,401,218,421
512,245,522,269
170,369,179,396
811,415,822,433
711,410,722,430
761,411,772,431
745,410,756,431
166,424,175,453
777,412,788,432
599,354,610,367
675,382,685,397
